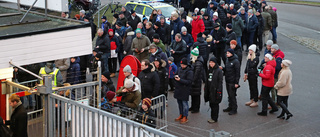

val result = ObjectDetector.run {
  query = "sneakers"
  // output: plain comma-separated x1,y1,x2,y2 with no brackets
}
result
175,114,183,121
269,109,278,114
250,101,258,107
180,116,188,124
245,100,254,106
207,119,217,123
257,111,267,116
223,107,232,112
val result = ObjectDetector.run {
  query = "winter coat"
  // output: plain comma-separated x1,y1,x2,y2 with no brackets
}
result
96,33,111,53
170,39,187,63
170,18,184,38
232,15,245,37
109,35,121,58
193,37,208,60
161,22,172,45
256,14,264,35
267,9,278,27
116,85,141,109
191,16,205,42
168,62,178,79
115,26,127,38
223,55,240,84
153,60,168,95
149,47,168,69
5,103,28,137
234,45,243,65
88,20,97,41
138,65,160,99
274,67,292,96
273,49,285,79
204,65,223,104
217,6,227,23
55,58,70,82
146,28,155,42
128,15,141,31
191,56,204,96
134,108,156,128
154,27,165,43
101,79,116,98
210,27,227,48
101,20,111,33
245,55,260,76
123,10,131,20
123,31,135,56
66,57,81,84
181,32,194,55
174,65,193,101
246,14,259,32
131,35,151,61
225,30,237,46
203,17,214,32
184,21,192,35
259,60,276,87
152,40,166,53
119,17,128,29
261,11,272,31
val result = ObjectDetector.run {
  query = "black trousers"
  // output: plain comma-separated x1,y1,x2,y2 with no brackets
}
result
248,74,259,102
254,32,263,50
169,78,175,90
226,83,237,111
277,96,291,115
190,95,200,111
108,58,117,73
261,85,278,112
209,103,219,121
215,47,225,65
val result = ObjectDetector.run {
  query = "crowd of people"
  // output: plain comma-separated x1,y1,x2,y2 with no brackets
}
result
5,0,295,133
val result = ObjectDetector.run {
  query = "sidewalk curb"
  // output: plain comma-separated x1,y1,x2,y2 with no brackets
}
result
269,0,320,7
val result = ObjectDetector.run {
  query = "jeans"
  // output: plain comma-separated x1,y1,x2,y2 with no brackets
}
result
177,99,189,117
277,96,291,116
261,85,278,112
226,83,237,112
236,36,242,48
271,27,277,42
101,53,110,73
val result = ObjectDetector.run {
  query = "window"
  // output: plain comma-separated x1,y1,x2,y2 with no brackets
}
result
125,4,135,11
135,5,144,15
145,7,153,16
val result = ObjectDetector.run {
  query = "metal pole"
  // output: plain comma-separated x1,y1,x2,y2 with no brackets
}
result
17,0,21,12
19,0,38,23
209,129,215,137
9,61,43,80
97,61,101,109
45,0,47,17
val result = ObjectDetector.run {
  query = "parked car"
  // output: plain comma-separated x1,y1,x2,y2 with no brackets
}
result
125,1,192,24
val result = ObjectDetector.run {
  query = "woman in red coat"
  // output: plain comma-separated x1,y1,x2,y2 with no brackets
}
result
191,13,205,42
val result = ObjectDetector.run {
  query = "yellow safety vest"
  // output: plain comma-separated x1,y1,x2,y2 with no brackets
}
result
39,67,59,88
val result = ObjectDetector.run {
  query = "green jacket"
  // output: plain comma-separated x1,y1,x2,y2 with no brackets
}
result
131,35,151,61
152,40,166,52
116,86,141,109
261,12,272,31
232,15,245,37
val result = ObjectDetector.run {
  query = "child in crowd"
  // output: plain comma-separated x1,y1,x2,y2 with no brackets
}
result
135,98,156,128
168,57,177,91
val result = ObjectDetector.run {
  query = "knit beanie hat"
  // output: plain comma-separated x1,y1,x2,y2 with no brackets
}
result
102,71,111,79
201,8,206,13
124,79,134,88
209,56,217,63
155,21,161,27
153,33,160,39
213,12,218,17
136,28,142,34
282,60,292,67
123,65,132,73
191,47,199,56
197,32,203,38
266,40,273,46
180,58,188,65
226,23,232,29
265,53,273,60
248,9,253,14
230,40,237,45
227,48,235,55
181,26,187,32
168,57,174,62
271,44,279,50
106,91,116,101
142,98,152,108
248,44,257,52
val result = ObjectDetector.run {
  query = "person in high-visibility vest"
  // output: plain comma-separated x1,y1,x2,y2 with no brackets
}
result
39,61,64,88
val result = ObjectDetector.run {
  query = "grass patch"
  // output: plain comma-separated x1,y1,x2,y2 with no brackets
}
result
270,0,320,6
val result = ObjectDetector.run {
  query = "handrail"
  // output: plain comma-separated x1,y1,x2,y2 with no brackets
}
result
9,61,43,80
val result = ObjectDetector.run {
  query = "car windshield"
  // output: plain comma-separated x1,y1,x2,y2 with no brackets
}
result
155,6,177,18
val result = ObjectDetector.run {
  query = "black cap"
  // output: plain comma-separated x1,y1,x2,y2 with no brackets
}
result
213,23,220,28
130,9,135,14
203,12,209,16
180,58,188,65
95,53,102,58
226,23,232,29
155,21,161,27
227,48,235,55
182,15,187,20
203,30,210,36
101,16,107,20
153,33,160,39
102,71,111,79
93,48,99,52
116,21,123,26
209,56,217,63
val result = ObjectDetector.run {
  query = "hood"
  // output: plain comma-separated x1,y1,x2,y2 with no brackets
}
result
267,60,277,68
228,54,238,61
273,49,285,59
152,59,167,71
196,56,204,63
196,37,205,43
45,66,54,74
155,47,164,54
206,35,213,42
143,64,153,73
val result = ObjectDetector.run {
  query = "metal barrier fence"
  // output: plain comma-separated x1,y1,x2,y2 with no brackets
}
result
48,94,176,137
151,95,167,131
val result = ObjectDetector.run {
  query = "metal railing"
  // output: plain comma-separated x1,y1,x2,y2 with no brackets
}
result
48,94,176,137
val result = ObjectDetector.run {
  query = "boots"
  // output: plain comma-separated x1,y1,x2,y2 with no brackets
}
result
245,99,254,106
175,114,183,121
180,116,188,124
250,101,258,107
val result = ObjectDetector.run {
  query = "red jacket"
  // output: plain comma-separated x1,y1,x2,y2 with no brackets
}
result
191,16,205,42
272,49,285,59
259,60,276,87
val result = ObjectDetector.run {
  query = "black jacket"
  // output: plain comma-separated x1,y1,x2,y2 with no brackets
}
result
128,15,141,31
256,14,264,35
191,56,204,96
5,104,28,137
223,55,240,84
153,61,169,95
234,45,243,65
245,56,260,75
161,22,172,45
170,40,187,63
184,21,192,35
134,108,156,128
154,27,165,42
96,33,111,53
146,27,155,42
193,37,208,60
225,30,236,46
181,32,194,54
204,65,223,104
174,65,193,101
210,27,227,48
203,17,214,32
101,79,116,98
138,65,160,99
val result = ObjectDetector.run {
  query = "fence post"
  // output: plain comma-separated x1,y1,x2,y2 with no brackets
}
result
97,61,102,109
209,129,215,137
38,75,53,137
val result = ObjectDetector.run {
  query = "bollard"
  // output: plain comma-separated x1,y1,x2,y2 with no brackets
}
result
215,131,231,137
210,129,215,137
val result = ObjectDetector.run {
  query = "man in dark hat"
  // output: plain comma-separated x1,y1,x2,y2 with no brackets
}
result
254,9,264,50
225,23,237,49
220,48,240,115
181,15,192,35
202,12,214,32
231,11,245,49
153,21,165,43
210,23,227,65
128,9,141,31
118,12,127,29
121,6,131,19
101,71,116,98
84,13,97,41
151,34,166,53
101,16,111,33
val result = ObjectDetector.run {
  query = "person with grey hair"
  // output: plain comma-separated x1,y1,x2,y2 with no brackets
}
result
181,26,194,63
270,44,285,103
170,33,187,67
116,79,141,109
149,43,168,69
123,65,141,91
246,9,259,52
79,10,85,21
96,28,111,73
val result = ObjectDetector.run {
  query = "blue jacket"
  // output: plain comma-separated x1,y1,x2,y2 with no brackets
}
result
246,14,259,32
181,32,194,54
67,57,81,84
115,26,127,38
174,65,193,101
168,62,177,79
170,18,184,38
